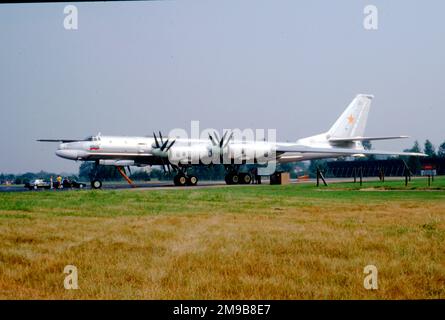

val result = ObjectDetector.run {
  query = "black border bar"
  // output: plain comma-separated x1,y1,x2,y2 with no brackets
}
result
1,300,444,319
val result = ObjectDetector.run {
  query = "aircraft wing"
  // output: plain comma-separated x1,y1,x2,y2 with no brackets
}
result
37,139,82,143
277,145,426,157
328,135,409,142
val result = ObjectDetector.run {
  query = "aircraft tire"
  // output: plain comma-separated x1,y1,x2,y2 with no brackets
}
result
187,175,198,186
174,174,187,186
239,173,252,184
225,174,232,185
91,180,102,189
225,173,239,185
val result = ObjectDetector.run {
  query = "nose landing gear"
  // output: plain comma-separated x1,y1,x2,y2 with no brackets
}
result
91,180,102,189
90,161,103,189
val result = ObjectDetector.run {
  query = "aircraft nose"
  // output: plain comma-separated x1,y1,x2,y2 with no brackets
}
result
55,149,79,160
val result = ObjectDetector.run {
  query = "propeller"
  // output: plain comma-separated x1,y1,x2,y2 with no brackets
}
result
152,131,176,174
209,130,233,148
153,132,176,154
208,130,233,164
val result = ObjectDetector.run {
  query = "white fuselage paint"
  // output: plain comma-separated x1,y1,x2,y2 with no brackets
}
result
48,95,422,173
55,133,359,165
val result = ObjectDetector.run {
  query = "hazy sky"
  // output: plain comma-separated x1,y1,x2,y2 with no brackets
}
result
1,0,444,174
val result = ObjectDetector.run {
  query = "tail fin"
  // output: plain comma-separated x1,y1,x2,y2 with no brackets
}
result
327,94,373,139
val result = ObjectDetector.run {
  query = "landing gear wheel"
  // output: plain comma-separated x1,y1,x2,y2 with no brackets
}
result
174,174,187,186
225,173,239,185
91,180,102,189
239,173,252,184
187,175,198,186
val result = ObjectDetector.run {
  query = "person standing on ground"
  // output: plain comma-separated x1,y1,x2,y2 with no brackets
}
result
56,175,62,188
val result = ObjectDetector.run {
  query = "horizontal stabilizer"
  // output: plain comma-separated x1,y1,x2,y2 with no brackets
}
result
328,136,409,143
277,144,426,157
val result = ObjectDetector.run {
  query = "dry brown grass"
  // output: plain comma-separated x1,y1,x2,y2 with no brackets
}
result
0,185,444,299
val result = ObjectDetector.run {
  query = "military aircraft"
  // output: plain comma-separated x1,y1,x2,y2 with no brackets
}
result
38,94,425,188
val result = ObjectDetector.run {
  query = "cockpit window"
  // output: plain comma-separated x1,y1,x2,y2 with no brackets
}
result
83,136,101,141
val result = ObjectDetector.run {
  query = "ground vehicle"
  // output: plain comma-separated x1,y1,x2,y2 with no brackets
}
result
24,179,51,190
24,179,86,190
68,180,87,189
53,179,87,189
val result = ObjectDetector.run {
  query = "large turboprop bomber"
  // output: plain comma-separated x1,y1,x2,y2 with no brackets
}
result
39,95,425,188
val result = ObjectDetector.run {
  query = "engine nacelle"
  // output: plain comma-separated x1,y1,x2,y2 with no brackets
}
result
168,145,210,165
99,160,135,167
227,143,275,163
167,143,275,165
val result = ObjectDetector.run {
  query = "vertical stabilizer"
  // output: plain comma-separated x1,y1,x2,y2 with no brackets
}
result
327,94,373,138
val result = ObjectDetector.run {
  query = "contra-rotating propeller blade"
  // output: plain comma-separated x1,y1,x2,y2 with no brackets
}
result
165,139,176,151
153,131,176,152
161,139,170,150
219,131,228,148
153,132,160,148
208,130,234,164
159,131,164,145
223,132,234,148
153,131,176,174
209,133,217,146
208,130,233,147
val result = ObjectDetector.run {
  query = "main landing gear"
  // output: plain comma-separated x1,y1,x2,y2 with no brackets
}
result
224,171,252,185
173,173,198,187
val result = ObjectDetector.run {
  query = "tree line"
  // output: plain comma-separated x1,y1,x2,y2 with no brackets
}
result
307,139,445,178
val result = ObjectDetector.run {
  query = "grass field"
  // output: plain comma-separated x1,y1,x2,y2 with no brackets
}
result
0,177,444,299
